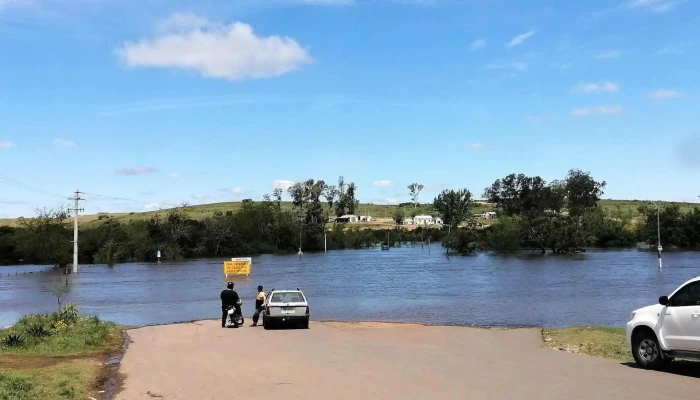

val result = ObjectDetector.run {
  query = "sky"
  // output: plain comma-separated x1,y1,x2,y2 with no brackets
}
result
0,0,699,217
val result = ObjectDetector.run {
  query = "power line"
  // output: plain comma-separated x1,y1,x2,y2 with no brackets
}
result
0,173,69,200
81,191,179,208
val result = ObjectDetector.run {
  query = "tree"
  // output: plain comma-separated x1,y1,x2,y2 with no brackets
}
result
433,189,474,255
288,179,328,250
393,209,405,226
49,279,71,310
564,169,606,217
335,177,358,217
324,185,339,218
16,207,72,268
407,183,424,208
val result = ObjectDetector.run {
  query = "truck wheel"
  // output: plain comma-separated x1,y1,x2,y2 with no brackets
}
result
263,316,272,330
302,320,309,329
632,330,665,370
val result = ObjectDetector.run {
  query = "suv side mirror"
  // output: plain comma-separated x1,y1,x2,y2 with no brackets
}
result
659,296,669,306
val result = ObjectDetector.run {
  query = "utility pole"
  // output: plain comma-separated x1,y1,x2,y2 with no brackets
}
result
654,201,662,270
71,190,85,274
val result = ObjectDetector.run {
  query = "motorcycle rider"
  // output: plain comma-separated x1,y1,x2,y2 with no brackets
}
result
251,285,266,327
220,282,241,328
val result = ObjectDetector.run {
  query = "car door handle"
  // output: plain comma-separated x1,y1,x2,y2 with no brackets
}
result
693,313,700,318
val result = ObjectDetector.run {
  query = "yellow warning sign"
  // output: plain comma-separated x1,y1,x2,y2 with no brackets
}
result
224,257,251,276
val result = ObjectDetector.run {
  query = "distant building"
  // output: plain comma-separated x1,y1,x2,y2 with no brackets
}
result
336,215,358,223
414,215,443,226
359,216,373,222
402,218,414,225
473,212,497,219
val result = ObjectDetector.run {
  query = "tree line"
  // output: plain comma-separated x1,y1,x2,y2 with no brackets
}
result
0,170,697,266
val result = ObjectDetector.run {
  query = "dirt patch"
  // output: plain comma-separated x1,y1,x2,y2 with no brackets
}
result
322,321,427,330
0,354,68,370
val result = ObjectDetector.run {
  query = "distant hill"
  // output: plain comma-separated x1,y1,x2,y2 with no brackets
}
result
0,199,697,228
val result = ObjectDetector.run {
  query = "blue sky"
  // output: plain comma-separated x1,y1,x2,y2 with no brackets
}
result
1,0,699,217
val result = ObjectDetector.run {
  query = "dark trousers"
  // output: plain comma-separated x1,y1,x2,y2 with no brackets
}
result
252,305,263,325
222,305,241,327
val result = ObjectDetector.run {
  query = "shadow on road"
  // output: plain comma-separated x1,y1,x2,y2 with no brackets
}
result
622,361,700,379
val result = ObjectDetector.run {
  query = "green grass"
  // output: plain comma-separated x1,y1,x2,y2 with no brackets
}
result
0,361,98,400
0,306,123,400
542,327,630,361
1,199,697,228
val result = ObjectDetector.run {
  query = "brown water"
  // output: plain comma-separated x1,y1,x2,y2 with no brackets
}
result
2,245,699,328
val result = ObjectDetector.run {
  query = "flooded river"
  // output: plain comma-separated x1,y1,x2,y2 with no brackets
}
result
2,246,699,328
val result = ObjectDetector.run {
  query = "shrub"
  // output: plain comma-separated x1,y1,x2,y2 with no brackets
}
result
26,324,52,338
2,333,26,348
58,304,79,325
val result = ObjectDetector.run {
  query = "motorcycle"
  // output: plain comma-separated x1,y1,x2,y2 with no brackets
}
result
226,299,244,327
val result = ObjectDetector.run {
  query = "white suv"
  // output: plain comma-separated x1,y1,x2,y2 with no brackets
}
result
626,276,700,370
262,289,310,330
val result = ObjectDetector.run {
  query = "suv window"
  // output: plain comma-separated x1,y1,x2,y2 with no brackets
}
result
669,282,700,307
271,292,305,303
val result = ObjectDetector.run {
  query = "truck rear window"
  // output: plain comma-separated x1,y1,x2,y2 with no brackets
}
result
271,292,305,303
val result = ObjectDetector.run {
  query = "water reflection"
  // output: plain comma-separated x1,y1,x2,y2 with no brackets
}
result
1,246,698,328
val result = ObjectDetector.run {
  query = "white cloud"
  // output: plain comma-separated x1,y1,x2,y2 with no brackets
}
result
168,173,180,178
373,180,393,187
485,62,528,71
468,142,483,149
506,30,536,48
571,105,623,116
594,50,621,59
273,179,295,191
628,0,678,13
52,138,77,148
659,42,692,55
118,13,313,82
423,183,445,191
0,141,14,148
572,81,620,94
116,166,160,176
144,203,161,211
647,90,682,100
550,62,572,71
469,39,486,51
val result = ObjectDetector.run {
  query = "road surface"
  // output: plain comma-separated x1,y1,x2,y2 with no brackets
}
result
116,321,698,400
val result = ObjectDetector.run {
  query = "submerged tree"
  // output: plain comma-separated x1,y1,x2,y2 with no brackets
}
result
433,189,474,255
16,207,72,268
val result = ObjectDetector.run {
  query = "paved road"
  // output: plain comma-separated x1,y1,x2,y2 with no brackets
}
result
117,321,698,400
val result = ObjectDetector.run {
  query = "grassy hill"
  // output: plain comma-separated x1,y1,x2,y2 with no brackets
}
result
0,199,697,228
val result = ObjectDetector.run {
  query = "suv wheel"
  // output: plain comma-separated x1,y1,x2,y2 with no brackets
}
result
632,331,665,370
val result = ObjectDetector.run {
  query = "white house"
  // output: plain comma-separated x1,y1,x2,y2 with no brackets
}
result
414,215,436,226
359,216,373,222
434,217,444,225
336,215,358,223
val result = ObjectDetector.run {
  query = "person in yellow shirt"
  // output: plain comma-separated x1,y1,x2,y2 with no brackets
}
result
252,285,266,327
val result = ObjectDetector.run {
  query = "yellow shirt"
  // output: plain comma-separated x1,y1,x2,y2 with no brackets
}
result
256,292,266,301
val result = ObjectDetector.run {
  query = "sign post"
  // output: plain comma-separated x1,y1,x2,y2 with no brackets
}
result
223,257,251,277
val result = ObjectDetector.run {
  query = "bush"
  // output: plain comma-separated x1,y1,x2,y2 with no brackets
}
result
2,333,25,348
26,325,52,339
58,304,79,325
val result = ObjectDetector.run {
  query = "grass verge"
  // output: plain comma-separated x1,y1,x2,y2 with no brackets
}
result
541,327,630,361
0,304,124,400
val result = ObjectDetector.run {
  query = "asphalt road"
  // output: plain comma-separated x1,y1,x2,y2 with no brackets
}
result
116,321,699,400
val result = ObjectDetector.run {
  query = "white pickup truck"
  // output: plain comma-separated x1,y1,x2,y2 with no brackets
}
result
626,276,700,369
262,289,310,330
